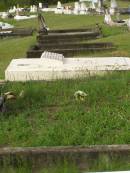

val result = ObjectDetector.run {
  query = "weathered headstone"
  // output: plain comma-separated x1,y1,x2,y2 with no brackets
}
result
73,2,80,14
80,2,87,14
39,3,43,9
55,1,63,14
110,0,118,15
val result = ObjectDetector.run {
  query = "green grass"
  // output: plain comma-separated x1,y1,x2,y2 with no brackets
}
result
1,159,130,173
0,1,130,147
1,158,130,173
0,72,130,147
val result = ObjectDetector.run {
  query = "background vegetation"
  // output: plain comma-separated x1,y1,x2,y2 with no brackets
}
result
0,0,75,11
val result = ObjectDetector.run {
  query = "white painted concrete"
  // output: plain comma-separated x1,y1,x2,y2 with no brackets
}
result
5,57,130,81
41,8,56,12
14,15,37,21
1,12,8,19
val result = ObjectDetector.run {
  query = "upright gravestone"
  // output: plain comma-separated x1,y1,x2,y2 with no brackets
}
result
64,6,72,14
104,10,113,26
55,1,63,14
73,2,80,14
30,5,37,13
89,0,96,9
80,2,87,14
39,3,43,9
110,0,118,15
96,0,104,14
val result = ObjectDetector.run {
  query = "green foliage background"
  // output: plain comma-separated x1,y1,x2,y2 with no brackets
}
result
0,0,75,10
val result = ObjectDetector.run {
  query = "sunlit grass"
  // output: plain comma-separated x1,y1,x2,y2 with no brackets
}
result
0,72,130,146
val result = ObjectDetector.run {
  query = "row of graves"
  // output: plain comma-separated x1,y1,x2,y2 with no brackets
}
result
43,0,130,16
0,21,34,38
27,24,114,58
1,0,129,19
5,14,130,82
0,7,35,38
0,4,37,21
0,10,37,21
54,0,104,15
54,0,130,29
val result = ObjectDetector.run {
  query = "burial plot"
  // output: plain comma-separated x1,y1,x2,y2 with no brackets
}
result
27,24,115,58
0,28,34,38
5,54,130,81
27,42,115,58
0,22,14,30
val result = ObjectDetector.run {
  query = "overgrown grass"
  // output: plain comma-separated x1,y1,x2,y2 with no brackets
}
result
0,1,130,147
0,72,130,146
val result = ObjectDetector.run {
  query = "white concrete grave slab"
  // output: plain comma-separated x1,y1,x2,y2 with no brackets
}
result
0,22,14,30
5,53,130,81
14,15,37,20
41,8,56,12
14,10,37,20
1,12,9,19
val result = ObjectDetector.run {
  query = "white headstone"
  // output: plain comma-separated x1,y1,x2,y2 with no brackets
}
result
110,0,118,15
104,14,113,25
13,6,16,11
33,5,37,12
74,2,80,14
57,1,62,9
63,6,72,14
55,1,63,14
0,22,14,30
111,0,117,9
96,0,104,13
30,5,37,13
104,10,113,25
39,3,42,9
80,2,87,14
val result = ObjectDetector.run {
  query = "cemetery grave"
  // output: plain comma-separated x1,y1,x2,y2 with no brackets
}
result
1,0,130,172
5,54,130,81
0,27,34,38
27,23,115,58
